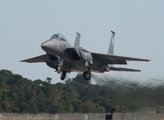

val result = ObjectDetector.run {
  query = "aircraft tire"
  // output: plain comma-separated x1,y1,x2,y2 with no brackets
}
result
83,71,91,80
61,71,66,80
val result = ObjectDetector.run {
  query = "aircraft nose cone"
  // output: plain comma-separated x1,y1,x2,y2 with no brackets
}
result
41,40,55,52
41,41,49,50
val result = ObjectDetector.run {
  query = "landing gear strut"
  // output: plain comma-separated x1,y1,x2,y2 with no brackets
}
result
61,71,66,80
83,70,91,81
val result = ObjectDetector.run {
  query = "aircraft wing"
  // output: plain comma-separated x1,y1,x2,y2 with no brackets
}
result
110,67,141,72
20,54,49,63
92,53,150,64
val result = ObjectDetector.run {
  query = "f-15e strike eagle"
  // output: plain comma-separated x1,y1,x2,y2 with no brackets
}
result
21,31,150,80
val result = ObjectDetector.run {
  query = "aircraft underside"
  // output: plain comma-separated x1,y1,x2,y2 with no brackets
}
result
47,62,97,81
48,60,110,81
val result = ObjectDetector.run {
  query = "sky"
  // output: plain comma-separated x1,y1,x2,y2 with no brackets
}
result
0,1,163,83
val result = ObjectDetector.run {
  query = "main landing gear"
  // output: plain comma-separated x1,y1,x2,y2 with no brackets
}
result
83,69,91,81
60,67,91,81
61,71,66,80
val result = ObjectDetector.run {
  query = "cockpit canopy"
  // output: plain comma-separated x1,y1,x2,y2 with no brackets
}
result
50,33,66,41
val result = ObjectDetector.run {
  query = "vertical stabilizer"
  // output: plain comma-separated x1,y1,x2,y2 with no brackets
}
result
74,32,81,56
108,31,115,55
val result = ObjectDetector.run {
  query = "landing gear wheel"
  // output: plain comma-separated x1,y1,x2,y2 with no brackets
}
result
83,71,91,81
61,71,66,80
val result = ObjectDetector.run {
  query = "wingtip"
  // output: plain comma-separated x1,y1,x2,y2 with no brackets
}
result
132,69,141,72
146,59,152,62
20,59,29,62
19,60,25,62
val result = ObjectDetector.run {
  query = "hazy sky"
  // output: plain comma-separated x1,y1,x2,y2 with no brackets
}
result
0,1,163,83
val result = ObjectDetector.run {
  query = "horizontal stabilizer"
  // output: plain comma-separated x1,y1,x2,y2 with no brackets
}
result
110,67,141,72
20,54,48,63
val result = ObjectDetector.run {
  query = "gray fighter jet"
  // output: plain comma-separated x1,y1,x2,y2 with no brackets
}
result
21,31,150,80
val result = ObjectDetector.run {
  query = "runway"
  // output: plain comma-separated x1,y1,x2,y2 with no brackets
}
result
1,112,164,120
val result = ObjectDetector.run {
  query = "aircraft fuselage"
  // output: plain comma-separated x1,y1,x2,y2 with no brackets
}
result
41,38,109,73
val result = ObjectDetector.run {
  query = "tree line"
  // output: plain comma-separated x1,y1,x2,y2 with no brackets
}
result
0,69,163,113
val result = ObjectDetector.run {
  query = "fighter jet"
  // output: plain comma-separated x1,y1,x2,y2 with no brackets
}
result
21,31,150,80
